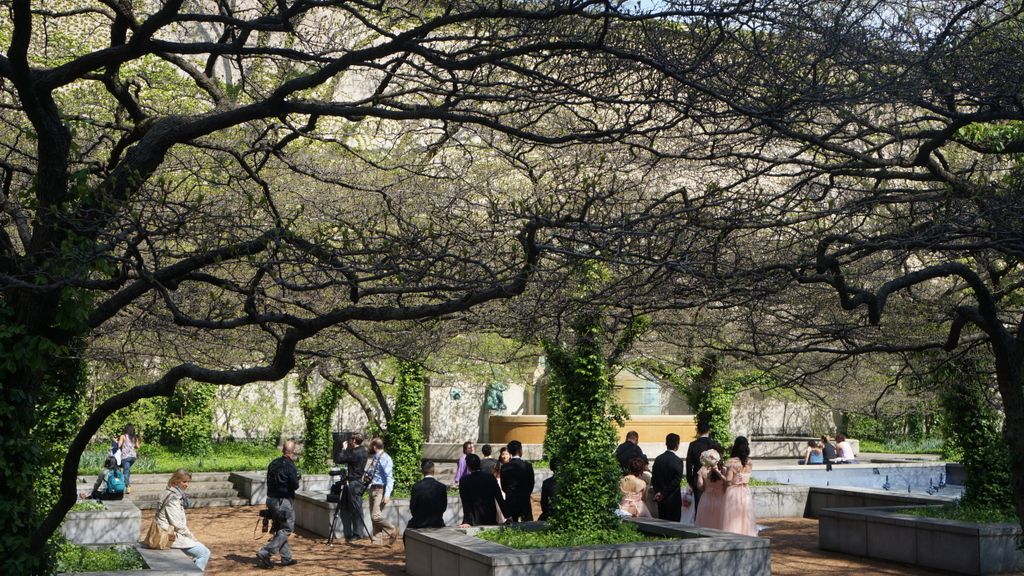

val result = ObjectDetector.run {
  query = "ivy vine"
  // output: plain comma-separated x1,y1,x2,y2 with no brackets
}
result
298,368,345,474
543,312,648,532
385,359,427,489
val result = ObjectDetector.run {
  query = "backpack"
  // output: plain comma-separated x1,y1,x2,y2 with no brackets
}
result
105,467,126,495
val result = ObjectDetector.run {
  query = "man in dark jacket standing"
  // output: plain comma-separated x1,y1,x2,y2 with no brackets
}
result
257,440,300,568
408,460,448,530
615,431,647,473
333,432,369,542
652,433,685,522
458,454,506,526
500,440,535,522
684,421,720,511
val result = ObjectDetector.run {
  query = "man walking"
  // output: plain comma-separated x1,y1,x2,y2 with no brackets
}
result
458,454,506,526
615,431,647,473
366,437,397,546
500,440,535,522
684,421,720,511
652,433,685,522
333,432,369,542
257,440,300,568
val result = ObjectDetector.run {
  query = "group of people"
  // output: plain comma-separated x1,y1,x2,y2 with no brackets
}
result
799,434,858,466
613,423,758,537
131,427,780,573
86,424,141,500
452,440,536,526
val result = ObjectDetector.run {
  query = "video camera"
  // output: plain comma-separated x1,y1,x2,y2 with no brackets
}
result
327,467,344,503
258,508,274,533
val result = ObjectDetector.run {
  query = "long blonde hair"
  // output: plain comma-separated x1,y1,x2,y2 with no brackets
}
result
168,468,192,488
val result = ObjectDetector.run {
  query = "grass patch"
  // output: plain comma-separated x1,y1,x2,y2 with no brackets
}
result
858,437,944,455
69,501,105,512
79,440,280,475
53,539,144,573
477,522,668,549
899,503,1018,524
749,478,783,486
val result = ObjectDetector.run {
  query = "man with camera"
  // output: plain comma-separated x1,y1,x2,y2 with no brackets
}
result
365,437,397,546
257,440,300,568
332,432,369,543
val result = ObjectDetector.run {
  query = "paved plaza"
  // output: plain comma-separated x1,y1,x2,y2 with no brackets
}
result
155,505,957,575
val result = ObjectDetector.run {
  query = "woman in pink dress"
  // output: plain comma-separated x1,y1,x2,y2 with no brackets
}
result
694,448,726,530
618,457,653,518
721,436,758,536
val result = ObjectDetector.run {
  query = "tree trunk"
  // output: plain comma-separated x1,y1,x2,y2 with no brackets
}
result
993,339,1024,533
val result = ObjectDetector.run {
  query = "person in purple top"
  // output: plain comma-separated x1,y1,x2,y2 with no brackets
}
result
454,441,475,487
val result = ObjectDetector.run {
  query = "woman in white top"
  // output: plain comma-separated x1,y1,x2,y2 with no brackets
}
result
156,469,211,571
835,434,858,463
117,424,141,493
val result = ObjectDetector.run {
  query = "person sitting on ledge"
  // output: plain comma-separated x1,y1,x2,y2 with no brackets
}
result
834,434,858,464
799,440,825,465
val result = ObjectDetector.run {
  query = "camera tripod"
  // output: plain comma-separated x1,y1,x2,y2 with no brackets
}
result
327,480,371,546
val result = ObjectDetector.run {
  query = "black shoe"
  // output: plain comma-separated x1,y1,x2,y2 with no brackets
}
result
281,559,298,567
256,553,273,568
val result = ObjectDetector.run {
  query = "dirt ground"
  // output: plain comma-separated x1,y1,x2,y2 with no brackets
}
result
151,506,957,576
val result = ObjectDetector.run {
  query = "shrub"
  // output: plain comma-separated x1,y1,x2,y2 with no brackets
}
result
297,369,344,474
159,383,216,456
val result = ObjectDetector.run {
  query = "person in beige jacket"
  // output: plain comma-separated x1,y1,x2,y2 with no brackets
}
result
156,469,210,571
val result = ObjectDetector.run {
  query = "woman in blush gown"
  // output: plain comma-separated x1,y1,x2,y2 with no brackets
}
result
694,448,726,530
618,457,653,518
721,436,758,536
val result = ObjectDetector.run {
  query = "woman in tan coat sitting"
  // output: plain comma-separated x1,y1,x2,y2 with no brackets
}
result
156,469,211,571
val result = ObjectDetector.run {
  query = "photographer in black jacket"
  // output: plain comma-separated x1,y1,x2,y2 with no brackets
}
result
257,440,300,568
333,432,369,542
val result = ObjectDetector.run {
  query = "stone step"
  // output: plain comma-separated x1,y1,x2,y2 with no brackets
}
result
134,496,250,510
127,480,237,492
77,471,236,485
130,488,242,501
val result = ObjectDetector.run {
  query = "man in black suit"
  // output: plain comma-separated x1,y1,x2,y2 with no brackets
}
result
408,460,447,530
684,421,720,511
652,433,685,522
615,431,647,473
500,440,535,522
538,457,557,521
458,454,507,526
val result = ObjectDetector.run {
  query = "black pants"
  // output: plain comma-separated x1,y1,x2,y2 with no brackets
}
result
658,489,682,522
339,480,368,539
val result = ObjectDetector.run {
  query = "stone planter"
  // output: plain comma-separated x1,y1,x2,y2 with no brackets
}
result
60,499,141,546
404,518,770,576
819,506,1024,575
805,486,951,518
751,485,809,518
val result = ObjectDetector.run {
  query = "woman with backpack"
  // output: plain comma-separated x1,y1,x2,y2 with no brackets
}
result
90,456,126,500
118,424,141,494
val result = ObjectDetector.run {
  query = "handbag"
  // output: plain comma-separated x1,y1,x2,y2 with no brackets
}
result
143,493,175,549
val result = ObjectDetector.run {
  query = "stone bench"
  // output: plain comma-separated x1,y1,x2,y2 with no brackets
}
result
61,498,141,546
137,546,204,575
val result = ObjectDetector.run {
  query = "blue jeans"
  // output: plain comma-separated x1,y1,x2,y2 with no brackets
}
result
122,457,136,487
185,542,210,571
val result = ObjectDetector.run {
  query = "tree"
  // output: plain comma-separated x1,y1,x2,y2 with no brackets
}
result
0,1,702,571
640,0,1024,528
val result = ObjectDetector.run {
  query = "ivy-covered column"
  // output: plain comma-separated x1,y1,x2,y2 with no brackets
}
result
385,359,427,489
544,312,648,532
297,366,345,474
